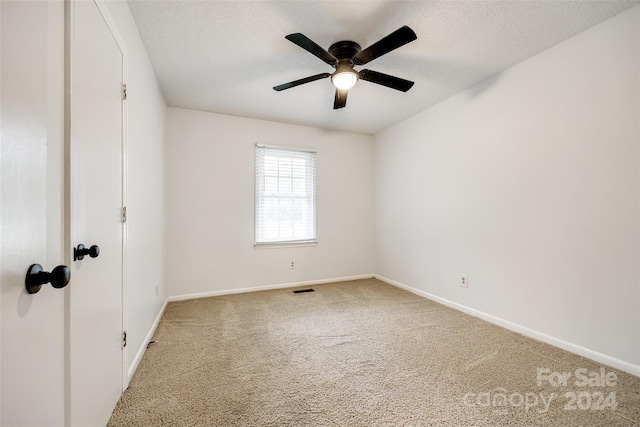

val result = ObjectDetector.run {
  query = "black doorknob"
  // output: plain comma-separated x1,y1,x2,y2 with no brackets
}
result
25,264,71,294
74,244,100,261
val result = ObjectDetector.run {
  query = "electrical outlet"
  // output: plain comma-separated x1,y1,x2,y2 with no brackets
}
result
289,259,296,269
460,275,468,288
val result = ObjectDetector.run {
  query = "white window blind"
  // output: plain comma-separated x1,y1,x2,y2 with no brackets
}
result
255,145,317,245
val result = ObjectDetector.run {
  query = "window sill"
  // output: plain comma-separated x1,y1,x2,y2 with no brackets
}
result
254,241,318,249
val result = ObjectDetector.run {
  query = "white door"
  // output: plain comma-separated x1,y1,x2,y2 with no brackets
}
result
1,1,66,425
68,1,126,425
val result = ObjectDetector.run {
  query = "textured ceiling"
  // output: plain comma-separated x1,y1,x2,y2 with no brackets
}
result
128,1,638,135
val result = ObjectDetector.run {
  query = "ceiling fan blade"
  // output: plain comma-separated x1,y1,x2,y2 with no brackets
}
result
353,26,417,65
273,73,331,91
285,33,338,66
359,69,414,92
334,89,348,109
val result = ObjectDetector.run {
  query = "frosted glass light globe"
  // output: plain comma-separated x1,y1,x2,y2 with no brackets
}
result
331,71,358,90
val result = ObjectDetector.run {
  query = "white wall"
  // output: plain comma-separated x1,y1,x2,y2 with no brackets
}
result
103,0,167,378
1,1,65,425
374,6,640,371
166,108,374,296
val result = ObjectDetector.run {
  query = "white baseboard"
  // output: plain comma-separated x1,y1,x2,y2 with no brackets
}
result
126,299,168,385
167,274,376,302
375,274,640,378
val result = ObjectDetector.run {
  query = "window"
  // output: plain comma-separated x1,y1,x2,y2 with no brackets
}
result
255,144,317,245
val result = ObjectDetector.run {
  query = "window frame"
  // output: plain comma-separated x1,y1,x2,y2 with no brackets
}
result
254,143,317,247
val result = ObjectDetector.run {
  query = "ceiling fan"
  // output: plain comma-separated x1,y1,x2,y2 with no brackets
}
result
273,26,417,109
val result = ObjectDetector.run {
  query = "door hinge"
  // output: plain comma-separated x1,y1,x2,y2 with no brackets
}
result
123,331,127,348
121,83,127,100
122,206,127,223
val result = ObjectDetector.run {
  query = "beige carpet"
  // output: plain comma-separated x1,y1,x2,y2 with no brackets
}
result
108,278,639,426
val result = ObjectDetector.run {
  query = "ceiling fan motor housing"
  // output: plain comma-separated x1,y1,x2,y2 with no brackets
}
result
328,40,362,63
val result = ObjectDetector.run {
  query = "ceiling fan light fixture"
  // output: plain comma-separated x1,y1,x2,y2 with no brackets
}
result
275,26,417,108
331,70,358,90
